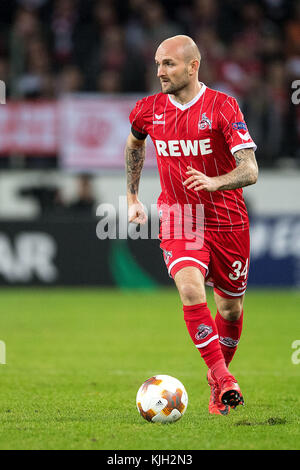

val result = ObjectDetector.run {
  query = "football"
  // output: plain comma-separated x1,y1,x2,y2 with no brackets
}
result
136,374,188,423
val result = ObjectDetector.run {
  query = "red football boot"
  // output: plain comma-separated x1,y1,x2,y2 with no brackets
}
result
207,369,230,416
219,377,244,409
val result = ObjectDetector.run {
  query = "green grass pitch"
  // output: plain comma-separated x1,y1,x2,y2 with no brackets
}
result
0,287,299,450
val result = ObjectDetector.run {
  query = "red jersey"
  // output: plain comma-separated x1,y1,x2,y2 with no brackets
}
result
129,83,257,232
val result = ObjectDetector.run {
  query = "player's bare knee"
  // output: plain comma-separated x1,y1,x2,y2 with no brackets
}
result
178,283,206,306
219,305,242,322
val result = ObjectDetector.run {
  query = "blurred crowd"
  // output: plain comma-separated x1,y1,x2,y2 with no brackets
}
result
0,0,300,167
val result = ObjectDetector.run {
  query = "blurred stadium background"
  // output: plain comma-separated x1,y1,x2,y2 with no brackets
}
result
0,0,299,289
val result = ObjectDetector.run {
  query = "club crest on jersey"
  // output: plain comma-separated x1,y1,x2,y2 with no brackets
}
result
163,249,172,264
198,113,212,130
195,324,213,341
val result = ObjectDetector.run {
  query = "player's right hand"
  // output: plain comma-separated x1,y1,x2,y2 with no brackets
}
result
128,201,148,225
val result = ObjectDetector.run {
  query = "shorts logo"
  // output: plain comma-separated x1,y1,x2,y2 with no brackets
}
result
163,249,172,264
219,336,239,348
198,113,212,130
195,324,213,341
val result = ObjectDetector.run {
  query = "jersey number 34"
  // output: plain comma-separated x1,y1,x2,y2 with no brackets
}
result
229,259,248,281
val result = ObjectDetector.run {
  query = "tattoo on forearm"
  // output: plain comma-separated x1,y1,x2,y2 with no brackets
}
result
217,148,258,190
234,150,246,167
126,144,145,195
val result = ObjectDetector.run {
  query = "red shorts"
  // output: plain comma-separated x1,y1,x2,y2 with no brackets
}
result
160,229,250,299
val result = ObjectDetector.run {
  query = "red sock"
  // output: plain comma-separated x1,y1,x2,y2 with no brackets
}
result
183,303,233,382
215,310,243,366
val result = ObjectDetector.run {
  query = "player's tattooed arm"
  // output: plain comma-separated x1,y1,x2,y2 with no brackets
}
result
184,148,258,192
125,133,146,198
218,148,258,190
125,132,148,224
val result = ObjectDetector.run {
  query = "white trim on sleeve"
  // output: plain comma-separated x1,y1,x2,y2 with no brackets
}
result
231,142,257,155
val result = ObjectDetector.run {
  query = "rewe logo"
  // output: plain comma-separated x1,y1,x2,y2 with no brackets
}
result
155,138,212,157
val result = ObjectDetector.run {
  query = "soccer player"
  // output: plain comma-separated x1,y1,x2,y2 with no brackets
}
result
125,35,258,415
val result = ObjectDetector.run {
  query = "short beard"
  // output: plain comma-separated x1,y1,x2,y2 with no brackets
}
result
161,71,190,96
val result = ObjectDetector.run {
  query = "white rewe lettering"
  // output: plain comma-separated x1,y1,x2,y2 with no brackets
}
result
168,140,181,156
155,140,168,156
199,138,213,155
180,140,198,156
155,139,212,157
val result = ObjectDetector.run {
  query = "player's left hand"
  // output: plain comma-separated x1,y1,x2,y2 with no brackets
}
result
183,167,220,192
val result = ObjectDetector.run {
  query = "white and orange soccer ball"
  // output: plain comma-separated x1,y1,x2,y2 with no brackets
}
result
136,374,188,423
